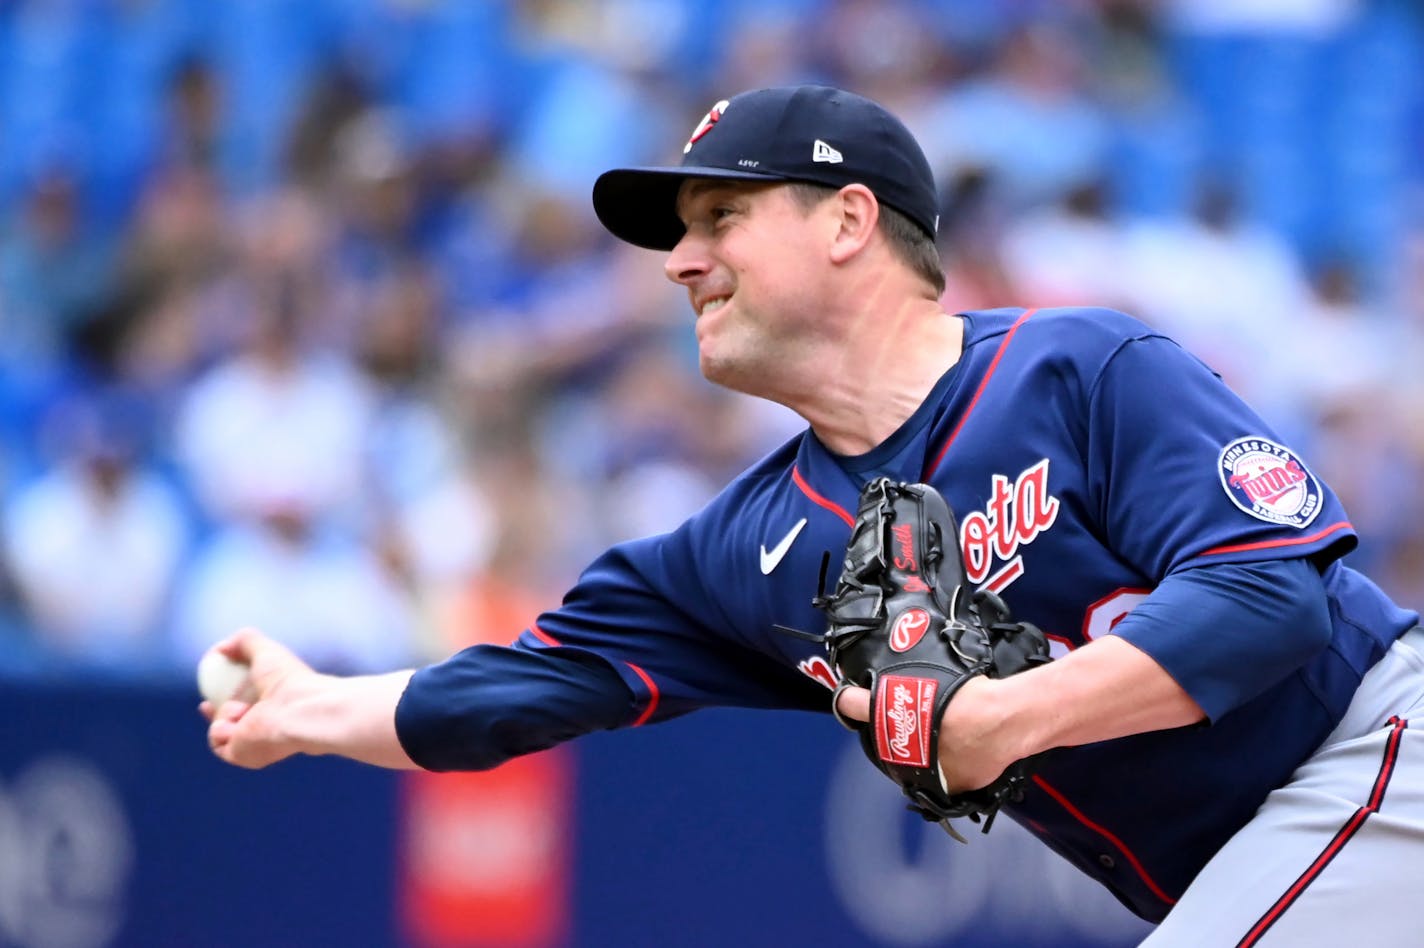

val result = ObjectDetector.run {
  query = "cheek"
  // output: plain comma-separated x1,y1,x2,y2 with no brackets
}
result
746,265,817,330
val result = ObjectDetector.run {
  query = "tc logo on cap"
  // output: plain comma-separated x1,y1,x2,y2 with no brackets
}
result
684,99,731,154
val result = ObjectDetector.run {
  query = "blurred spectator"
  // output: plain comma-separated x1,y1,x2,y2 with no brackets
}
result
285,64,377,190
463,438,605,614
174,246,373,529
70,162,236,401
444,448,568,649
120,162,231,309
2,391,188,672
805,0,955,111
160,55,226,176
357,263,455,503
1115,179,1310,402
936,168,1018,312
1000,179,1127,308
0,161,117,385
917,21,1111,210
571,339,725,542
708,5,818,94
1269,260,1401,442
171,501,416,674
357,262,497,655
449,179,674,402
326,110,426,287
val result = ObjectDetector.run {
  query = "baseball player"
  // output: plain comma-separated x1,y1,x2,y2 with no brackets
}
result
203,86,1423,944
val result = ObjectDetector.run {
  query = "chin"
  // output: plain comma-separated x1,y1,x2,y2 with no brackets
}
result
697,349,728,385
698,344,734,382
699,351,761,397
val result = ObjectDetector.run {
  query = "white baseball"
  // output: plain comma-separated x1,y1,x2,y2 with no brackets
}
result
197,650,251,706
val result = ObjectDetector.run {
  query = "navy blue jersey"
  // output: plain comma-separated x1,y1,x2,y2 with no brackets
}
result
397,306,1418,920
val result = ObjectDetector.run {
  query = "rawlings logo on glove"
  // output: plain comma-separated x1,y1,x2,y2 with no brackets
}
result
815,477,1052,838
889,610,931,652
878,675,935,767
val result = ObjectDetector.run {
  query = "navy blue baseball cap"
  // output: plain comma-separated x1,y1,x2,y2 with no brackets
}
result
593,85,940,251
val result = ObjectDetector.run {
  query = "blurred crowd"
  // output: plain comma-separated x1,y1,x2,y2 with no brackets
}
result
0,0,1420,684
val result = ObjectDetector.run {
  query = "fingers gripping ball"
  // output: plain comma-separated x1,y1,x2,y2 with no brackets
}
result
197,650,252,706
817,478,1052,834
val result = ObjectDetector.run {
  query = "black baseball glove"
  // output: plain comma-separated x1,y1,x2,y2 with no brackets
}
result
816,477,1051,838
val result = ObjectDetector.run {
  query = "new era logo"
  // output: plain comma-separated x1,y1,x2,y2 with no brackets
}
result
812,139,843,164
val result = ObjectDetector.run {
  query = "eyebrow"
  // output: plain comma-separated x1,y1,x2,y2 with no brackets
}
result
675,178,770,219
676,179,731,216
681,179,733,200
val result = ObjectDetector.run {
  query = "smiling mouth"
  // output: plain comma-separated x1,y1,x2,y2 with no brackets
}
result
698,296,730,317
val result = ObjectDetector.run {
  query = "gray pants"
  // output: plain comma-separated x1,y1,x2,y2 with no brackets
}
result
1143,626,1424,946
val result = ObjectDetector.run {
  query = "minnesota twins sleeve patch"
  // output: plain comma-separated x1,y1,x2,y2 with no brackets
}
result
1218,436,1323,528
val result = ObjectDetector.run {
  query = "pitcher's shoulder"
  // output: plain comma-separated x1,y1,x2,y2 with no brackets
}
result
960,305,1169,361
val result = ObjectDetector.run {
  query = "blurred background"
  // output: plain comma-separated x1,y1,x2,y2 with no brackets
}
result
0,0,1419,946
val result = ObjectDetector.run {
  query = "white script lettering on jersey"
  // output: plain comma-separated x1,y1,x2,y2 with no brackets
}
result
960,459,1061,594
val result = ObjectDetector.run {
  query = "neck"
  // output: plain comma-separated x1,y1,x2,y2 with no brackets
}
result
792,300,965,456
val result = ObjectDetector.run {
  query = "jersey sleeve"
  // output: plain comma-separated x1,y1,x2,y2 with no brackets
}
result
395,643,636,771
1107,556,1332,721
1085,334,1356,578
517,514,830,725
394,507,827,772
1083,332,1357,720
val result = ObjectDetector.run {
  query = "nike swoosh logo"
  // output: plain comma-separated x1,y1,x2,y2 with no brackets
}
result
760,518,808,575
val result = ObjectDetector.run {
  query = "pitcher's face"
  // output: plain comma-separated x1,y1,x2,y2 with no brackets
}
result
666,180,832,395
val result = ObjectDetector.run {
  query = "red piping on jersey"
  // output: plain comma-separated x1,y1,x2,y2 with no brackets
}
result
922,308,1038,481
1197,521,1353,558
1032,775,1177,907
531,623,660,727
1236,716,1407,947
791,465,854,527
625,663,660,727
529,623,561,647
983,556,1024,594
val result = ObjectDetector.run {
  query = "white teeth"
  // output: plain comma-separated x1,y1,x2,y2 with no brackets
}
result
701,298,728,315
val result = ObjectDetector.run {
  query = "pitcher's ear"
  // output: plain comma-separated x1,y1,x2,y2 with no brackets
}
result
828,183,880,264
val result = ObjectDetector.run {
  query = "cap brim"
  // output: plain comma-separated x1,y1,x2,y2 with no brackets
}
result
592,165,787,251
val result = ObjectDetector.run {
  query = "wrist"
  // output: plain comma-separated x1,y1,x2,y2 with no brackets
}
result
992,663,1066,763
292,669,419,768
272,670,340,758
938,675,1025,793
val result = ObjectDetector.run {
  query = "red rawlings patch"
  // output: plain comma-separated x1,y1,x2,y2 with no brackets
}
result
888,608,931,652
875,675,936,769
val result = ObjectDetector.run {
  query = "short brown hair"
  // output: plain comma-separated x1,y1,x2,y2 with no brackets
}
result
786,182,945,296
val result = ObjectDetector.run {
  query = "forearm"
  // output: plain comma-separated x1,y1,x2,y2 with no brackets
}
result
934,635,1201,792
283,670,421,769
941,558,1330,791
974,635,1205,762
